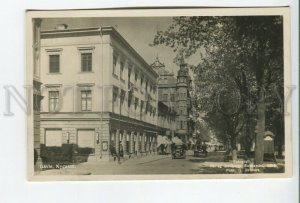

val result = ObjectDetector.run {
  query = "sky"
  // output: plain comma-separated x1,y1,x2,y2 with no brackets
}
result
41,17,186,75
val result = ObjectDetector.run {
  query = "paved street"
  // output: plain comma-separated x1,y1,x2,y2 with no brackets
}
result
35,151,282,176
37,150,285,176
37,151,223,175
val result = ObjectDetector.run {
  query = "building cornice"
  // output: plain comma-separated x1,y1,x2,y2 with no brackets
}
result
40,111,159,131
105,27,159,80
41,26,159,79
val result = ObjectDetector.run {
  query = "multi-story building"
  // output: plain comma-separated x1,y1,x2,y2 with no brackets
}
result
39,25,167,162
176,59,194,142
151,57,177,138
151,57,194,142
157,101,177,137
32,18,43,169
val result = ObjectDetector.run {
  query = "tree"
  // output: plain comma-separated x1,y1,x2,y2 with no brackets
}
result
152,16,284,163
234,16,283,164
195,118,213,142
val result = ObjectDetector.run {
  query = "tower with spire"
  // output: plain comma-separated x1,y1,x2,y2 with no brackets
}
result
151,56,193,142
175,56,193,142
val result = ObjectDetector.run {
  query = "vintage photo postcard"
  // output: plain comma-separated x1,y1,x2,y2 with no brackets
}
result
26,8,292,181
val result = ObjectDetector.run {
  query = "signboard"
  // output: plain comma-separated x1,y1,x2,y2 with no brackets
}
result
77,130,95,148
102,141,108,151
45,129,62,147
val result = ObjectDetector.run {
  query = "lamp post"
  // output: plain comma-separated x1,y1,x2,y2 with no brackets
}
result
66,132,70,144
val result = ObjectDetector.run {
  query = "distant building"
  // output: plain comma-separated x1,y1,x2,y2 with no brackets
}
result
151,57,194,142
38,25,176,162
151,57,177,138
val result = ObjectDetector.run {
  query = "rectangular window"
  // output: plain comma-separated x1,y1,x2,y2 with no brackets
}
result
120,62,124,80
170,94,175,102
145,103,149,114
113,54,117,75
45,129,62,147
140,75,144,87
140,100,144,119
163,94,168,101
149,105,153,116
112,91,118,113
128,94,133,107
145,81,148,92
128,67,132,89
128,67,132,80
81,53,92,72
49,91,59,112
49,55,60,73
134,97,139,109
81,90,92,111
120,90,125,105
153,108,156,116
77,130,95,154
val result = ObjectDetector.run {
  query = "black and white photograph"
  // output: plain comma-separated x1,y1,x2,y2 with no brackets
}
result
26,8,292,180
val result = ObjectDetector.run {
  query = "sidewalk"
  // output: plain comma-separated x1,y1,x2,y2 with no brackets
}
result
122,154,171,165
36,154,171,176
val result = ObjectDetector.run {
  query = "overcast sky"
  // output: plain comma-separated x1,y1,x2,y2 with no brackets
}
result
41,17,185,74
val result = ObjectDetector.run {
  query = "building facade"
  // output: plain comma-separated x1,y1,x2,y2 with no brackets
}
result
176,60,194,142
38,25,172,162
151,57,177,138
32,18,43,169
151,57,194,142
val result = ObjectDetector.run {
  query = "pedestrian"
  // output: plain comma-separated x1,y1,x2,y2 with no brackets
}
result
119,142,124,157
160,144,165,154
171,142,175,155
110,144,117,161
187,141,191,150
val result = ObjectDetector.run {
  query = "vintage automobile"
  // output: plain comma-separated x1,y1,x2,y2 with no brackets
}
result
194,144,208,157
171,144,187,159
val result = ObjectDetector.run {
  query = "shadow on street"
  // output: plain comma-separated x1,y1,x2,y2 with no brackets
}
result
188,151,227,163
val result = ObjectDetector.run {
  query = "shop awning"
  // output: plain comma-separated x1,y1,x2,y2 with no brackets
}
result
157,135,172,146
172,136,183,144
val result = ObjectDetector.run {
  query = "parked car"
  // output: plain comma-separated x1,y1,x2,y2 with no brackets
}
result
172,144,187,159
194,143,208,157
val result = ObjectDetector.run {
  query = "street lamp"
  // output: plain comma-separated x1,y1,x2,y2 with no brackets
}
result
66,132,70,144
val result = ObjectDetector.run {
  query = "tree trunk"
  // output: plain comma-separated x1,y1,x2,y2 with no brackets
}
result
277,120,284,158
255,88,265,164
244,117,252,157
232,148,237,161
245,137,252,157
230,134,238,161
277,139,283,158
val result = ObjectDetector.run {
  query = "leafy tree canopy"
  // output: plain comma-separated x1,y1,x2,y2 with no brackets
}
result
152,16,284,162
